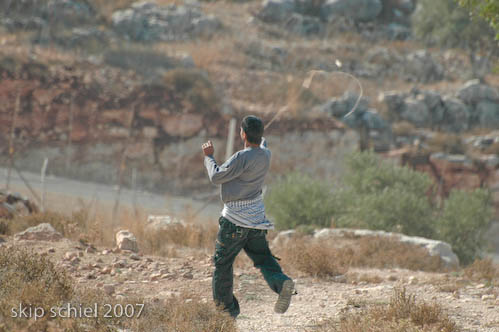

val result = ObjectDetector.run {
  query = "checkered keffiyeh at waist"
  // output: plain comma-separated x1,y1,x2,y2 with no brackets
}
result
221,194,274,230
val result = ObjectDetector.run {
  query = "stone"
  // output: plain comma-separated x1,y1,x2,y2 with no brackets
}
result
313,228,459,268
14,223,63,241
442,97,471,132
161,113,203,138
272,230,298,247
191,15,221,37
318,92,370,119
284,14,323,36
321,0,383,22
457,80,499,105
476,101,499,129
379,91,407,115
146,215,184,232
111,2,218,42
258,0,296,23
65,251,78,260
401,98,430,127
116,230,139,253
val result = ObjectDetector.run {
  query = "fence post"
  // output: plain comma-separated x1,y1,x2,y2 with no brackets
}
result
41,157,48,212
6,89,21,191
225,118,237,161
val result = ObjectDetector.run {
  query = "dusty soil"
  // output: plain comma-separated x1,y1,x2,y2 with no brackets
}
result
2,236,498,332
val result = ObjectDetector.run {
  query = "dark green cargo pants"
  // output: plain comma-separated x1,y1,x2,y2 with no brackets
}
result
213,216,291,318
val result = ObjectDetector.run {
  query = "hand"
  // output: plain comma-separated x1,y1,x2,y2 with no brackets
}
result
202,140,214,156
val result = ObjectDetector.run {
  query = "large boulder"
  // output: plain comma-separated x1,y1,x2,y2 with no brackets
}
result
313,228,459,268
400,98,430,127
457,80,499,106
116,230,139,252
1,0,96,30
476,101,499,129
258,0,296,22
111,2,221,42
321,0,383,22
442,97,471,133
317,92,370,119
146,215,184,232
14,223,63,241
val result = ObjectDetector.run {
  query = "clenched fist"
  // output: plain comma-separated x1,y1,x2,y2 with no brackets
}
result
202,140,214,157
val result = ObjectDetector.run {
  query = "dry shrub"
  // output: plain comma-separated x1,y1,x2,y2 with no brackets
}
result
464,258,499,284
483,142,499,155
0,210,89,240
0,246,74,332
392,121,417,137
129,295,237,332
279,235,444,278
280,237,348,278
317,288,458,332
427,132,466,154
141,223,218,256
352,236,444,272
0,246,235,332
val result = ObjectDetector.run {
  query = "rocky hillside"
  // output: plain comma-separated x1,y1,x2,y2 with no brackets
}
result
0,0,497,196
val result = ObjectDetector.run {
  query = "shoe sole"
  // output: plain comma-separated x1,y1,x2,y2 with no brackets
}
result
274,279,294,314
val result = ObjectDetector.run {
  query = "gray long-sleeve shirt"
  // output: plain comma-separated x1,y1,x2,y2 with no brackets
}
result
204,139,270,203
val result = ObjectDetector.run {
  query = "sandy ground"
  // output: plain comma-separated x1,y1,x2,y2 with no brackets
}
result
2,236,498,332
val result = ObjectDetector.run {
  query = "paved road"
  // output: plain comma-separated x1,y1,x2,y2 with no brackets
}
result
0,167,221,221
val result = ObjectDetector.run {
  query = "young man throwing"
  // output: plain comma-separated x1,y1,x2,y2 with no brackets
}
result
202,115,294,318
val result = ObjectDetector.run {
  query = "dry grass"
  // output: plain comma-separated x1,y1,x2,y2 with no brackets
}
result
392,121,417,137
427,132,467,154
0,246,236,332
279,235,444,278
0,209,92,241
464,258,499,285
316,288,458,332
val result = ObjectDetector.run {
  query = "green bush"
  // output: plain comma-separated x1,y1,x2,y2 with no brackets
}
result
435,189,493,265
266,151,494,265
336,151,435,238
412,0,495,49
265,173,336,230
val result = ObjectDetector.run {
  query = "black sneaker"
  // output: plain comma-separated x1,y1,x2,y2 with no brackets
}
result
274,279,294,314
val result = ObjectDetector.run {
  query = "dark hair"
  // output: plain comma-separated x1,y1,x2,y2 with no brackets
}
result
241,115,264,145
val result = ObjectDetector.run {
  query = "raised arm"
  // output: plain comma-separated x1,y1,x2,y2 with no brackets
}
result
202,140,245,185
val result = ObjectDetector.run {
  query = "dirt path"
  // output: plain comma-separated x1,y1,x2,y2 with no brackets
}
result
3,237,498,332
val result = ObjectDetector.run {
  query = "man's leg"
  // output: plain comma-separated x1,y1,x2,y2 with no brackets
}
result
212,217,248,318
243,229,294,313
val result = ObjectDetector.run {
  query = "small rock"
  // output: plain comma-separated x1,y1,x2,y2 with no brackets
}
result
408,276,418,285
476,284,486,289
47,247,56,253
65,252,78,260
116,230,138,253
333,275,347,283
482,294,496,301
14,223,63,241
101,266,111,274
183,272,193,279
102,249,111,255
78,251,84,257
150,273,162,281
130,254,141,261
85,247,96,254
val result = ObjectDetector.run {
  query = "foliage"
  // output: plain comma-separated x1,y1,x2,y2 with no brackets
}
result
265,173,337,230
266,151,494,265
163,68,220,110
413,0,495,49
336,151,435,238
317,288,458,332
458,0,499,38
435,188,493,265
